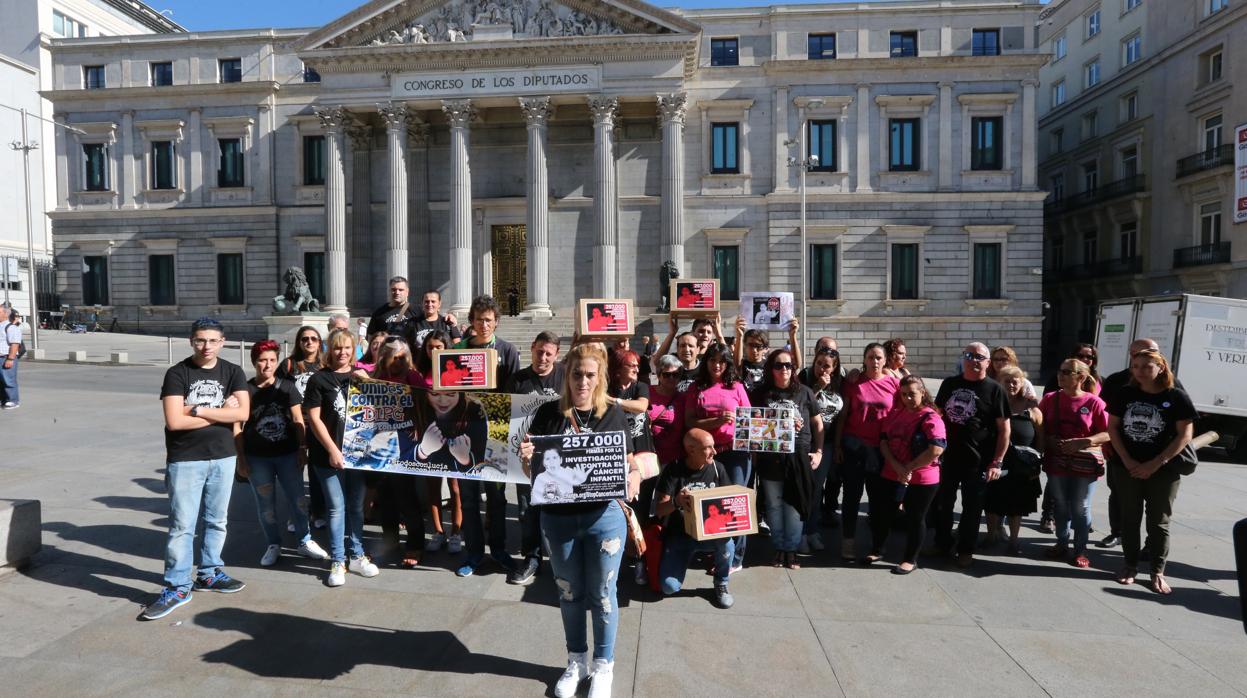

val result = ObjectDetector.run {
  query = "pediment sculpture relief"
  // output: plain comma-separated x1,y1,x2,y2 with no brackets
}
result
368,0,626,45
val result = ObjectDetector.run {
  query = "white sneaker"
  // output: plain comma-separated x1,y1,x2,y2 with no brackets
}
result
633,559,647,585
808,532,826,551
286,520,296,533
312,518,327,530
588,658,614,698
425,532,446,552
260,544,281,567
297,539,330,560
327,561,346,587
447,533,463,554
349,555,380,578
554,651,589,698
797,536,812,555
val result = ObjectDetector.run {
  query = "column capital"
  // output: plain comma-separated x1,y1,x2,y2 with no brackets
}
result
656,92,688,126
519,96,553,127
442,99,476,128
587,95,618,126
855,83,871,91
1021,78,1040,88
314,105,348,133
378,101,409,130
345,121,372,150
938,81,955,90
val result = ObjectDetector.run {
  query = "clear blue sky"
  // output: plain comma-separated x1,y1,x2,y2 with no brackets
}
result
155,0,861,31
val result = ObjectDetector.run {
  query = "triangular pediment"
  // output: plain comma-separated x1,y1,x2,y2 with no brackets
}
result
295,0,700,51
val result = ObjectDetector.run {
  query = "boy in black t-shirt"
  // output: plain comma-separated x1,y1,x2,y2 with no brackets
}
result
141,318,250,621
407,288,462,350
654,429,736,609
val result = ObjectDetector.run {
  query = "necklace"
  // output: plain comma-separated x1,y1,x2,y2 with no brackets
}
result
572,406,593,431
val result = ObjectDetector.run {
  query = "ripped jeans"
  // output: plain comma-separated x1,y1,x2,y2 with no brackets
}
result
541,502,627,662
245,452,310,546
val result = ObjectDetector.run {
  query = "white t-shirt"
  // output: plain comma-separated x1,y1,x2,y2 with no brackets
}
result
0,320,21,355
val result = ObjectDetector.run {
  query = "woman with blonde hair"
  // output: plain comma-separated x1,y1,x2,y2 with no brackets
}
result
520,343,641,698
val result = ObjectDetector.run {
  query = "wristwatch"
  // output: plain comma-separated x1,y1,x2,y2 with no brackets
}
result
989,458,1003,468
190,405,200,417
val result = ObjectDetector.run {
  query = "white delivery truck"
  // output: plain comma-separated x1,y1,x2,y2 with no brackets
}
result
1096,294,1247,462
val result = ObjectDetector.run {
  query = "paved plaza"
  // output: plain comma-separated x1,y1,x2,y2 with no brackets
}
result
1,359,1246,697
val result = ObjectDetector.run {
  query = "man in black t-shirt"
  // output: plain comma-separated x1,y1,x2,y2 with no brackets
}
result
366,276,421,341
141,318,250,621
506,332,565,586
654,429,736,609
407,288,461,350
932,342,1010,568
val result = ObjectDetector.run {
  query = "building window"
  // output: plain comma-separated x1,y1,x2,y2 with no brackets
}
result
1050,173,1065,201
712,246,739,300
888,118,921,171
1051,235,1066,269
890,243,919,299
1051,128,1064,154
972,29,1000,56
1087,9,1101,38
1082,111,1098,140
1208,0,1228,15
1081,302,1098,342
1201,48,1223,84
1054,34,1067,61
1119,146,1138,179
1083,230,1098,264
151,141,177,190
217,253,245,305
303,135,326,186
1203,114,1223,152
302,64,321,83
710,38,739,66
809,244,838,299
1123,34,1142,66
149,255,176,306
1119,221,1138,259
807,33,836,60
82,143,109,191
1084,59,1101,88
808,120,837,172
890,31,918,58
83,65,105,89
710,122,740,174
150,62,173,87
1200,202,1222,245
53,10,87,37
82,256,109,306
219,58,242,84
970,116,1003,170
304,252,325,302
1126,0,1142,11
218,139,245,188
972,243,1002,299
1121,92,1138,121
1052,80,1066,106
1083,160,1099,192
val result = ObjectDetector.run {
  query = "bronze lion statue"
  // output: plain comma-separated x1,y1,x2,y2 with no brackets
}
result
272,266,320,314
658,260,679,312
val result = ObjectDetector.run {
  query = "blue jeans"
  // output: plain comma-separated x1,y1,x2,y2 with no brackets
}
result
660,534,734,591
459,479,508,562
163,457,236,593
718,449,750,568
761,477,802,552
804,452,832,535
1050,474,1096,554
541,502,626,662
314,465,367,562
246,452,310,546
0,356,17,404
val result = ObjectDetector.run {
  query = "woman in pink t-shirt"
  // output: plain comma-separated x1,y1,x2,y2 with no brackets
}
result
834,343,900,561
1038,358,1110,569
870,376,946,574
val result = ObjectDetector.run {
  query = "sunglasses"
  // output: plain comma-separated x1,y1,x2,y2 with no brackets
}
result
659,371,680,379
746,342,768,350
772,362,794,371
1076,354,1095,361
817,347,839,357
964,352,989,362
299,336,320,343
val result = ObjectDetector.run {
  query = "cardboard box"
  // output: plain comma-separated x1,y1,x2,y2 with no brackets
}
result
669,279,719,316
431,348,498,391
683,485,758,541
577,298,635,337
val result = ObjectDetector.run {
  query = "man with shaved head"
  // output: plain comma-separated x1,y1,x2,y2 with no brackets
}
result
654,428,736,609
932,342,1011,568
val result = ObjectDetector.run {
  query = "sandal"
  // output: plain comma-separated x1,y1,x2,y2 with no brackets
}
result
401,554,421,568
786,552,801,570
861,552,884,566
1150,573,1172,595
1072,554,1090,569
1115,566,1137,585
772,552,785,568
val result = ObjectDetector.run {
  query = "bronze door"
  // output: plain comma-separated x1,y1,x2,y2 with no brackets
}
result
491,224,527,309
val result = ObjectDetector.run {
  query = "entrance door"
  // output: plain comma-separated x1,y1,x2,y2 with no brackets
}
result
491,224,527,312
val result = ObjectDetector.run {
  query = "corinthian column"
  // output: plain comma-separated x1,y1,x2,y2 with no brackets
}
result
443,99,475,315
520,96,553,316
379,102,410,284
657,92,687,275
315,106,348,312
588,95,618,298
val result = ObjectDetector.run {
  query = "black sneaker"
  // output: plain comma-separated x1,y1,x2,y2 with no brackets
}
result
507,556,540,586
194,570,245,593
712,584,734,609
139,588,191,621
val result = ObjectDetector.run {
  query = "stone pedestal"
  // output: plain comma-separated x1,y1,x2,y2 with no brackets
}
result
263,314,335,346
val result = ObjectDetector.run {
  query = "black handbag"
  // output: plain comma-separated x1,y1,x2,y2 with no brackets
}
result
1167,443,1198,476
1005,444,1042,479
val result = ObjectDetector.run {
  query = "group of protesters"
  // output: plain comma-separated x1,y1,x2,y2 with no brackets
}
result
146,275,1200,698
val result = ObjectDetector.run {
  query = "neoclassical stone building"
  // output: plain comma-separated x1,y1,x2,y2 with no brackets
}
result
43,0,1047,373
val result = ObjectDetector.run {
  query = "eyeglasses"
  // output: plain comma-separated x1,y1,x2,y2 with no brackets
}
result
746,342,768,350
964,352,989,362
299,336,320,343
192,338,224,347
772,362,794,371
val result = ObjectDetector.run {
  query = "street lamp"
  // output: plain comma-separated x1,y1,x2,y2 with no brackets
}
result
8,108,40,352
785,97,824,357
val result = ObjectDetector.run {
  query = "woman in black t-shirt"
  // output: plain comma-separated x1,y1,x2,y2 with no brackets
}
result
277,325,327,526
1106,349,1195,595
304,329,379,588
519,343,640,698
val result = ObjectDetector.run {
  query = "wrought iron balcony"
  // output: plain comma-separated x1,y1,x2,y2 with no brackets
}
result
1060,256,1143,280
1173,241,1231,268
1044,174,1147,216
1175,144,1233,179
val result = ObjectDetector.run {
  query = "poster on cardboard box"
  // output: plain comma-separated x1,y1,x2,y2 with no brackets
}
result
432,348,496,390
670,279,719,314
579,299,634,336
685,485,759,541
740,292,794,331
733,406,796,454
528,431,629,505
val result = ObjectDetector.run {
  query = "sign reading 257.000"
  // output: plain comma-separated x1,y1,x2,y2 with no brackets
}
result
393,66,602,100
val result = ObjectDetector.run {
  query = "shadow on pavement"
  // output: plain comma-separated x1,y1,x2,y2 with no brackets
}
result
23,544,161,602
1100,584,1244,622
196,607,560,685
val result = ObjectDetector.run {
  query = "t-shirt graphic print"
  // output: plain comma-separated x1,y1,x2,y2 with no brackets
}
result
944,388,979,425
